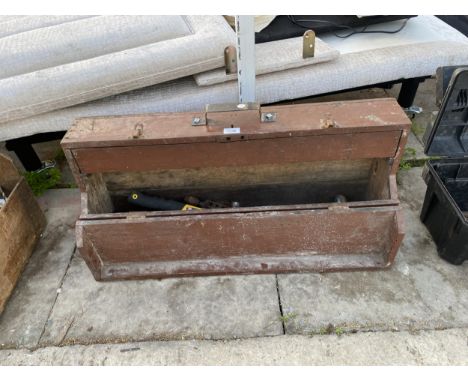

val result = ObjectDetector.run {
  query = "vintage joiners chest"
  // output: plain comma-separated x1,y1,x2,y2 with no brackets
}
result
62,98,411,281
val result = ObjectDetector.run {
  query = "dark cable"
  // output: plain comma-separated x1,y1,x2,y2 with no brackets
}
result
287,16,409,38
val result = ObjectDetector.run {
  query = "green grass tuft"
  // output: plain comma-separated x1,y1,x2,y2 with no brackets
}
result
24,168,62,196
279,312,298,324
335,327,344,336
411,121,425,137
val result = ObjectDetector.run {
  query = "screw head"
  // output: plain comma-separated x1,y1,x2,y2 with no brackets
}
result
193,117,201,124
265,113,273,121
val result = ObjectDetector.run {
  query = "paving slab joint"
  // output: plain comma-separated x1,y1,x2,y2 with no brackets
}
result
36,247,76,347
275,274,286,335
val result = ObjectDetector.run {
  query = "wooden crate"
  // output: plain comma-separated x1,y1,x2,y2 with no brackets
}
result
0,154,46,313
62,99,411,281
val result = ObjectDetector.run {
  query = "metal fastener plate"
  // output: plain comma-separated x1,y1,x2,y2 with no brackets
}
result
191,117,206,126
303,30,315,59
261,112,277,123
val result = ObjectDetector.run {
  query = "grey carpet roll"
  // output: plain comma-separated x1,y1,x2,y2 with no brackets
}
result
0,15,94,39
0,15,192,79
0,15,235,124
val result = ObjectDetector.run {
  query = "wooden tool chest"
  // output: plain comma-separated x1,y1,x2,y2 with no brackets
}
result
62,98,411,281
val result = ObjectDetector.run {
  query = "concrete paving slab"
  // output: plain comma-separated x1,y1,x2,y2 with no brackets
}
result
39,256,283,346
277,167,468,335
0,188,80,349
2,328,467,365
402,130,428,166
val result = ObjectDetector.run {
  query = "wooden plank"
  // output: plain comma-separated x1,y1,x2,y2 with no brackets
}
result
0,154,20,193
101,253,390,280
386,210,405,266
391,128,409,174
85,173,113,214
64,148,85,192
86,208,397,262
0,178,46,313
103,159,374,192
80,199,400,221
366,159,391,200
61,98,411,149
72,131,402,174
78,206,401,280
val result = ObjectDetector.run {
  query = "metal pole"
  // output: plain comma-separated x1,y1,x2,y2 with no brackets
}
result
235,15,256,103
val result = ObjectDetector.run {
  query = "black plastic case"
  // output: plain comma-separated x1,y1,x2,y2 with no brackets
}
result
420,68,468,265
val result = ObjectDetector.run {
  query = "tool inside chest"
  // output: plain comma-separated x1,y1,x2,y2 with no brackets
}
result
89,157,391,214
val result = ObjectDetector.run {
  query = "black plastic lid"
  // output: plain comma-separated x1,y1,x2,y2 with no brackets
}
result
424,68,468,158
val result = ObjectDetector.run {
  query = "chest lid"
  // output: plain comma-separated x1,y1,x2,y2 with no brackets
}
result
424,68,468,158
62,98,410,150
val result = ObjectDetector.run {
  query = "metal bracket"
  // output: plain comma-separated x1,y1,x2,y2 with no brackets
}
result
206,103,260,113
303,30,315,59
224,46,237,75
260,112,277,123
235,16,256,103
131,123,144,139
191,117,206,126
192,103,276,128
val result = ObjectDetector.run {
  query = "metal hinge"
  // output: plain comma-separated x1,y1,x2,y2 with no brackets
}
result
260,112,277,122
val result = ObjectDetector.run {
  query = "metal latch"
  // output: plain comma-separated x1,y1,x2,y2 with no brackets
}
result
260,112,277,122
191,103,277,128
303,30,315,59
224,46,237,75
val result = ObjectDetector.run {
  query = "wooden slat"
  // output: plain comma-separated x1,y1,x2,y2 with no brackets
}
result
0,154,20,193
0,179,46,313
103,159,374,192
61,98,411,149
85,174,113,214
79,206,401,280
72,131,401,174
366,158,391,200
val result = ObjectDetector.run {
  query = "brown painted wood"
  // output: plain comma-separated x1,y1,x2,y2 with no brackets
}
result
72,131,401,175
85,173,113,214
0,174,46,313
77,206,401,280
366,159,391,200
103,159,375,192
0,154,20,193
64,148,85,192
61,98,410,149
80,199,400,221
